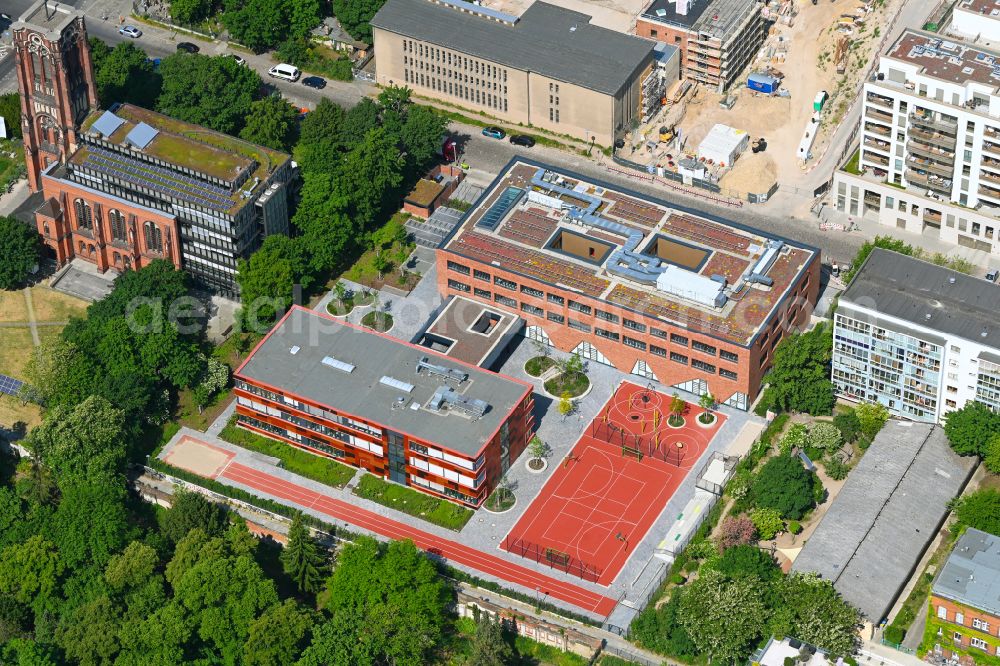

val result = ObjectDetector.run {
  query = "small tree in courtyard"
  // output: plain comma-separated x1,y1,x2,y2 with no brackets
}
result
528,436,548,462
669,393,686,426
698,392,716,424
558,392,574,419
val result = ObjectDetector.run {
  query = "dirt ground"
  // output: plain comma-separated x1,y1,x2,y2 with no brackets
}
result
633,0,902,193
484,0,643,31
163,435,235,478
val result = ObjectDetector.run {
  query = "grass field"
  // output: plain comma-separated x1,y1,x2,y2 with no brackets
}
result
353,474,474,531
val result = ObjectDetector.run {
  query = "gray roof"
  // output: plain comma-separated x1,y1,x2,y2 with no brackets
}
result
841,248,1000,349
236,307,530,457
125,122,159,149
934,528,1000,617
370,0,655,95
791,421,977,622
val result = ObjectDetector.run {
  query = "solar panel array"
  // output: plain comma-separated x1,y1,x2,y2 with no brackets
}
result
80,147,236,212
476,186,524,231
0,374,24,397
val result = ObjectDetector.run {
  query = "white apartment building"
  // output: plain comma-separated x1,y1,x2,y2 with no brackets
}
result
950,0,1000,43
832,248,1000,424
833,29,1000,257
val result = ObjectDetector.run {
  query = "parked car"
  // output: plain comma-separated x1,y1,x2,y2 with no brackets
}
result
267,64,301,82
118,25,142,38
987,270,999,283
302,76,327,89
482,126,506,140
222,53,246,66
176,42,200,54
510,135,536,148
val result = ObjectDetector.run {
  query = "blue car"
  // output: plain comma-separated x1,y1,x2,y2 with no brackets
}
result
482,126,506,140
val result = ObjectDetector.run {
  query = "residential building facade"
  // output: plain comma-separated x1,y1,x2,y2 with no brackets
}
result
13,1,293,297
437,159,821,411
633,0,767,93
233,306,535,508
370,0,657,147
832,248,1000,423
833,29,1000,257
927,528,1000,665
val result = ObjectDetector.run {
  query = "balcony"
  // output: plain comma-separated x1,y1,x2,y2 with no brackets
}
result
907,156,953,177
984,139,1000,159
907,170,952,194
985,125,1000,140
863,152,890,168
909,112,958,133
865,122,891,138
864,137,891,153
980,182,1000,203
923,209,943,227
867,107,894,124
982,170,1000,187
909,127,957,149
866,92,894,110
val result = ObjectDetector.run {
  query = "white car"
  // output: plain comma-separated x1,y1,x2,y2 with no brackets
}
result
223,53,246,66
118,25,142,38
268,63,300,82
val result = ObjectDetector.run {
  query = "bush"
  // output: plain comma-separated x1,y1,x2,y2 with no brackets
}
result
710,544,780,581
883,625,905,645
750,507,783,540
832,410,861,444
824,455,850,481
855,402,889,441
718,515,758,551
808,422,842,452
784,657,796,666
669,573,686,585
749,455,816,520
779,424,808,454
788,520,802,535
353,474,473,530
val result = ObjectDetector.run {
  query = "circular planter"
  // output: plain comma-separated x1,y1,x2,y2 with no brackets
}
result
526,457,548,474
542,373,593,400
696,412,717,428
326,300,354,317
524,356,556,378
483,495,517,514
667,415,686,429
361,311,394,333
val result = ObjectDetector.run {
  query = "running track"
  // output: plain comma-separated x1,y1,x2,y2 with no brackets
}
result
220,462,618,616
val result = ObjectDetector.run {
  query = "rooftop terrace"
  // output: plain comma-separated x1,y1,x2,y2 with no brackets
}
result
886,30,1000,89
72,104,289,214
443,160,816,346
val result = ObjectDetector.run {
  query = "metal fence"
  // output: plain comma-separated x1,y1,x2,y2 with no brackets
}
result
598,644,664,666
502,536,603,583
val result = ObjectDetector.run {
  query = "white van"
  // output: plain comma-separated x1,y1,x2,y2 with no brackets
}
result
268,64,300,82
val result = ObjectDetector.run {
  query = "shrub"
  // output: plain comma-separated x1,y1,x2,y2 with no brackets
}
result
788,521,802,535
749,455,816,520
855,402,889,441
808,422,842,452
824,455,850,481
710,544,780,581
833,410,861,444
883,625,905,645
952,489,1000,536
669,573,686,585
718,515,758,551
750,507,783,540
780,423,808,454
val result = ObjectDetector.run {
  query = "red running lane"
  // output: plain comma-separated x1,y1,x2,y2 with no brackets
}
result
221,462,618,616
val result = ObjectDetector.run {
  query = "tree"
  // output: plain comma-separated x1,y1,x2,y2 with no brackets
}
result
677,569,768,664
333,0,387,42
528,435,548,461
105,541,159,592
88,39,160,108
984,434,1000,475
241,94,300,151
292,174,357,274
779,423,808,455
171,0,215,25
750,507,784,540
157,53,262,135
400,103,449,176
669,393,686,424
469,615,514,666
710,544,780,581
953,490,1000,536
161,489,229,543
750,455,816,520
944,401,1000,457
52,481,132,568
237,235,311,329
0,93,22,139
845,236,917,283
55,595,123,665
832,410,861,444
222,0,288,52
311,537,450,665
288,0,323,38
699,391,715,413
26,395,126,483
0,216,39,290
770,573,861,656
0,535,63,611
807,422,842,453
630,589,698,659
855,402,889,441
244,599,316,666
760,323,835,415
281,512,325,595
338,127,405,228
718,515,758,551
22,336,96,408
558,392,574,417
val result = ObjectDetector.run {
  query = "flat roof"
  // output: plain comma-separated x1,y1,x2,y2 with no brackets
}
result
841,248,1000,349
640,0,757,40
371,0,654,95
885,29,1000,89
72,104,289,214
14,0,78,36
934,528,1000,616
236,306,531,457
957,0,1000,19
441,158,817,347
791,421,976,622
405,179,446,208
417,296,523,367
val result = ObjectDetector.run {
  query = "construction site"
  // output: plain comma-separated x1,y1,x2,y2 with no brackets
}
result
612,0,904,199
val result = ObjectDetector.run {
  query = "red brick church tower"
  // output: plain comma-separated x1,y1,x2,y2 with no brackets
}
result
12,1,98,192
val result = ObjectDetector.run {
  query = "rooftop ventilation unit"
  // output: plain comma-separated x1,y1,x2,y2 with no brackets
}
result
321,356,355,373
429,386,488,418
417,357,468,383
380,376,415,393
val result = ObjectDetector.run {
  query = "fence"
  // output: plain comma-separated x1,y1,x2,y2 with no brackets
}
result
590,419,686,468
502,535,603,583
607,155,746,208
597,644,665,666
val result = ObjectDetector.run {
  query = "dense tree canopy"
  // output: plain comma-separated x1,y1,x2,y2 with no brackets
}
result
749,455,817,520
953,489,1000,537
944,401,1000,457
222,0,321,52
88,39,161,108
169,0,215,25
333,0,386,42
156,53,262,135
0,216,39,290
236,235,311,328
240,95,300,152
678,569,768,664
0,93,22,139
760,323,835,415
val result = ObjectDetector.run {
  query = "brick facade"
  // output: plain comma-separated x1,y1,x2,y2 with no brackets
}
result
437,249,821,409
928,596,1000,664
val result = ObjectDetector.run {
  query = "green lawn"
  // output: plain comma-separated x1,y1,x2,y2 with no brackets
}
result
544,372,590,398
219,416,356,488
353,474,473,530
843,148,862,175
525,356,555,377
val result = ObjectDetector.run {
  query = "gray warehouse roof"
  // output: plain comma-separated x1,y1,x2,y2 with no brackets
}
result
371,0,655,95
236,306,530,456
841,248,1000,349
934,528,1000,617
791,421,976,622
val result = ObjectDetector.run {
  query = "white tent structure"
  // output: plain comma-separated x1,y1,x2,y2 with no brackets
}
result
696,124,749,166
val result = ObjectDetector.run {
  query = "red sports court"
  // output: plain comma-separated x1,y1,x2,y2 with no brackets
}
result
502,382,724,586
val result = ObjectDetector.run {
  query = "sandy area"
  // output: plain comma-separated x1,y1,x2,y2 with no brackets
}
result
484,0,643,32
720,151,778,194
163,435,235,478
